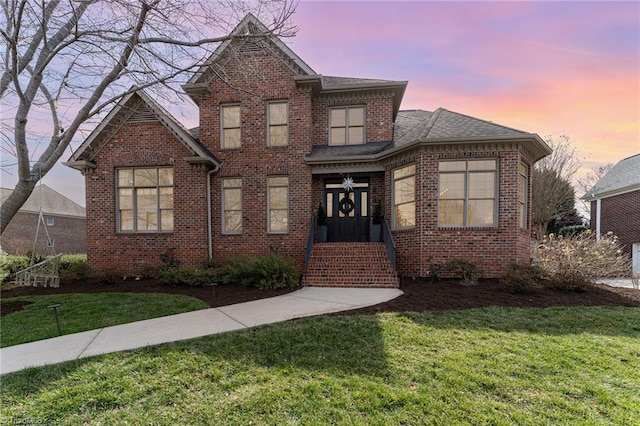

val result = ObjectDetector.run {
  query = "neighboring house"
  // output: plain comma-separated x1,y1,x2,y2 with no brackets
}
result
583,153,640,275
65,14,551,284
0,185,86,255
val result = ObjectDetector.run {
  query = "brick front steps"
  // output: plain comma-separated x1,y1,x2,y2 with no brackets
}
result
302,242,399,288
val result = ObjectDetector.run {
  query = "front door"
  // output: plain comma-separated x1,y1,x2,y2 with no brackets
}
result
325,179,369,242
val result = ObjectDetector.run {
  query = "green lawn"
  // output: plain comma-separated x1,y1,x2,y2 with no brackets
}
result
1,293,208,347
2,307,639,424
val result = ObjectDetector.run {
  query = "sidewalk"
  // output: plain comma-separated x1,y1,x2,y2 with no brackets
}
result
0,286,402,375
596,278,639,289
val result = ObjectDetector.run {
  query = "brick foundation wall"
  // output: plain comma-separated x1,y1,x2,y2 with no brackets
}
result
591,191,640,256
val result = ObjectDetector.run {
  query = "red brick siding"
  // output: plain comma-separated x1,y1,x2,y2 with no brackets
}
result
312,93,395,145
85,121,209,273
199,51,313,270
0,212,86,255
590,191,640,257
384,149,532,278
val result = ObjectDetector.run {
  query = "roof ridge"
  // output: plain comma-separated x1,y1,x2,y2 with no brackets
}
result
423,107,443,138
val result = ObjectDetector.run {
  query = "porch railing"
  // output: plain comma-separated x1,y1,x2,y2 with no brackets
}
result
381,217,396,274
304,215,316,272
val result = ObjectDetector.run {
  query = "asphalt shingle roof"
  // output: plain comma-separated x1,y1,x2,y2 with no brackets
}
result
583,154,640,198
0,185,85,217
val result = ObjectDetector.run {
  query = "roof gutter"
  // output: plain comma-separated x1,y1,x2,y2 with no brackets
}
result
305,135,552,166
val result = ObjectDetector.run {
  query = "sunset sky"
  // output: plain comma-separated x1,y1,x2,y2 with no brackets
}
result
3,0,639,209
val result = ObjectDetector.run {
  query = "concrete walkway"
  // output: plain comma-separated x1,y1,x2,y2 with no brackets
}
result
0,287,402,375
596,278,639,289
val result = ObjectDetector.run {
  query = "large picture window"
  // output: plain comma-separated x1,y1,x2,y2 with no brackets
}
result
222,178,242,233
519,162,528,229
329,106,364,145
117,167,173,232
268,176,289,233
438,159,497,227
268,102,288,146
221,104,241,149
392,164,416,229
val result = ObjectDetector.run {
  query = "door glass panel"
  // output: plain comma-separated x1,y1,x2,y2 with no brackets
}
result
361,192,368,216
326,193,333,218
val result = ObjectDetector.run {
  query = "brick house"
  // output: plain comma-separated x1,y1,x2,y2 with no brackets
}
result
583,154,640,275
0,185,86,255
65,14,551,285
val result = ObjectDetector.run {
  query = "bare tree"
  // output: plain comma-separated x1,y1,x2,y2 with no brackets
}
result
576,163,614,218
531,135,580,239
0,0,297,233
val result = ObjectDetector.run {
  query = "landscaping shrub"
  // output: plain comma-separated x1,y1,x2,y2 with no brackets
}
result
0,253,29,285
158,265,218,287
500,262,544,293
446,258,483,286
253,254,299,290
558,224,588,237
216,254,299,289
532,231,632,291
59,254,90,281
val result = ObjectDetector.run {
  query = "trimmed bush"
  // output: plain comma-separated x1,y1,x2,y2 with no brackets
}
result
532,231,632,291
158,266,218,287
501,262,544,293
59,254,89,281
216,254,300,289
446,259,483,286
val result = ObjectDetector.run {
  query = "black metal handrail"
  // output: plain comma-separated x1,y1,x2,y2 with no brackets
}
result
381,217,396,274
304,215,316,272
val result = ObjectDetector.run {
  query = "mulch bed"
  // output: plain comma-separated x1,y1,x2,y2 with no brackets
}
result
2,277,639,317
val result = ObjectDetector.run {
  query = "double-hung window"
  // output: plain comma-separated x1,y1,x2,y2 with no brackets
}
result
268,102,288,146
222,178,242,233
519,163,528,229
117,167,173,232
392,164,416,229
329,106,364,145
221,104,241,149
438,159,497,227
268,176,289,233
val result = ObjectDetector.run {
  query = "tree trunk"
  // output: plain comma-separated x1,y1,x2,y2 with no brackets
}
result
1,181,38,234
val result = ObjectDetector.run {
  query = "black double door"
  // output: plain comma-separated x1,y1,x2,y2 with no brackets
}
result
324,179,369,242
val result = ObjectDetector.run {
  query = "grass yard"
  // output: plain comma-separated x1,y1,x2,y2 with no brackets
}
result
2,306,639,425
1,293,208,347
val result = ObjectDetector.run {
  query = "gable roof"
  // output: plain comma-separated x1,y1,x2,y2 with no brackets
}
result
65,88,219,171
182,13,316,100
582,153,640,200
307,108,551,164
0,185,85,218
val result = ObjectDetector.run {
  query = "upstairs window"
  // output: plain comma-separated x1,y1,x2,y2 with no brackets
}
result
268,102,288,146
221,104,241,149
117,167,173,232
438,159,497,227
329,106,364,145
46,217,55,226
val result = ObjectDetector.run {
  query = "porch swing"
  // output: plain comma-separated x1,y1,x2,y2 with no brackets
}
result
14,180,62,288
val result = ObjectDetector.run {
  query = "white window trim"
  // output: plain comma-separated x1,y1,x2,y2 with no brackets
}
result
220,104,241,149
267,101,289,147
267,176,289,233
392,164,416,230
329,105,365,146
222,178,242,234
45,217,55,226
438,159,498,228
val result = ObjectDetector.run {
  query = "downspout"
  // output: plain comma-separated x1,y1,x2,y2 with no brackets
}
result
207,165,219,260
595,198,602,241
